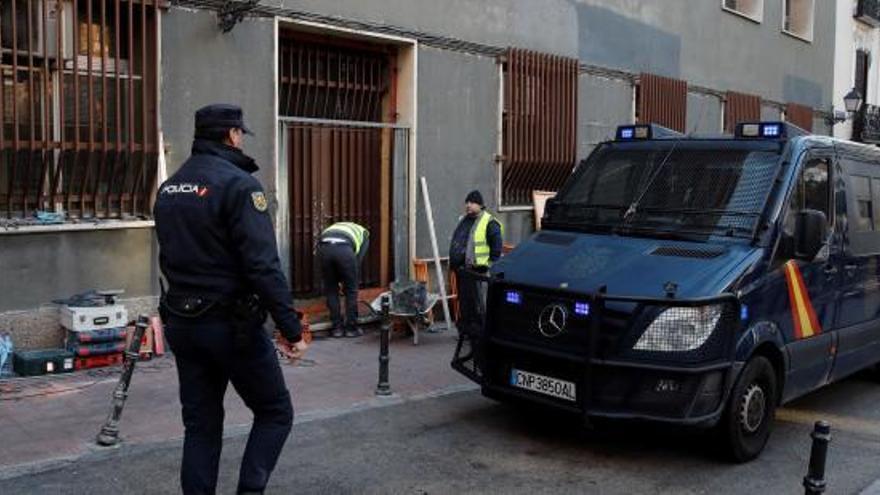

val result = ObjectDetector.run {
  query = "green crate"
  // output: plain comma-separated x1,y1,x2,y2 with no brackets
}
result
13,349,75,376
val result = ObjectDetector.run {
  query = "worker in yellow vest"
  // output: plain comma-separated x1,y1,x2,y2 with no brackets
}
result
449,190,503,336
319,222,370,338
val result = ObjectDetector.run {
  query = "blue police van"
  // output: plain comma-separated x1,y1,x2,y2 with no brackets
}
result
452,122,880,461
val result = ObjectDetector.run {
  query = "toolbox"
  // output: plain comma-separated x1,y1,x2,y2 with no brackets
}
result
74,353,124,370
67,341,127,357
65,327,128,344
13,349,75,376
60,305,128,332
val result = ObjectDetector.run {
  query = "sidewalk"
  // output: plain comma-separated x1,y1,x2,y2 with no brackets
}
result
0,327,474,479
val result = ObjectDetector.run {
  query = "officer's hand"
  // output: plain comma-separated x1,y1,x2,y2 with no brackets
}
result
290,338,309,358
274,333,304,360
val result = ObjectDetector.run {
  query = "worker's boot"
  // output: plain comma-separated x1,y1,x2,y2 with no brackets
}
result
330,327,344,338
344,326,364,338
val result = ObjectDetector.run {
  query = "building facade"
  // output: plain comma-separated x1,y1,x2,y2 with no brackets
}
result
834,0,880,143
0,0,837,348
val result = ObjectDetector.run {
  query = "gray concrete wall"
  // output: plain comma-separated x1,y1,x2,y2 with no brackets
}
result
278,0,579,57
762,104,783,121
576,0,835,109
276,0,834,109
0,229,158,312
578,74,634,158
161,10,278,197
686,93,723,135
414,47,502,259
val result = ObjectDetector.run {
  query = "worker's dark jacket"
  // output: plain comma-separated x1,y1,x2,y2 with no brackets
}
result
449,212,503,271
154,139,301,342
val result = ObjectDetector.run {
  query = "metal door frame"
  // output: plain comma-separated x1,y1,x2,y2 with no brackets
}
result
277,116,410,294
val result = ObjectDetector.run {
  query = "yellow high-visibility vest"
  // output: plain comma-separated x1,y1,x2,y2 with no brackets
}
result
469,211,503,268
322,222,368,254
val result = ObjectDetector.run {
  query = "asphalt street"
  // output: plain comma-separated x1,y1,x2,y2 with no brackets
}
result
3,372,880,495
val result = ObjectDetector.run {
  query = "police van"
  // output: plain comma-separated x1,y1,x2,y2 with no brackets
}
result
452,122,880,461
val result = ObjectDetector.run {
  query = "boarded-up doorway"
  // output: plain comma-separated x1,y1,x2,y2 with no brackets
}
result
279,32,398,295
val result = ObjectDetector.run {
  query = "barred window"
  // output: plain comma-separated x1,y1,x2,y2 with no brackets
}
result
0,0,160,224
500,48,578,206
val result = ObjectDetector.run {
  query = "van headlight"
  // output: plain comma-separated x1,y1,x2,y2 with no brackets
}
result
633,305,723,352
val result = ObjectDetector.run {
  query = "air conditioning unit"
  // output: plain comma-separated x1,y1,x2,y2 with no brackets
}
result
0,0,62,59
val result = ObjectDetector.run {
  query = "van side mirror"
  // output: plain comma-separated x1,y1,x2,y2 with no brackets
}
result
794,209,828,261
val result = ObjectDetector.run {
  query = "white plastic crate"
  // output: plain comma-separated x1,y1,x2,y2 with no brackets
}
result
60,305,129,332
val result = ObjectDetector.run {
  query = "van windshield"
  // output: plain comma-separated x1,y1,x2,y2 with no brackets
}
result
547,145,782,240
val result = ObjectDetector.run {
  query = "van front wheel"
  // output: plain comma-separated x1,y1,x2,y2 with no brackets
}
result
719,356,777,462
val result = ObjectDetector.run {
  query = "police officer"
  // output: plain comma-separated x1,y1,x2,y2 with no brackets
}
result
154,104,307,495
449,190,503,336
318,222,369,338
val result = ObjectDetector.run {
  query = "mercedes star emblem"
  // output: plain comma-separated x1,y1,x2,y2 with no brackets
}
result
538,304,568,338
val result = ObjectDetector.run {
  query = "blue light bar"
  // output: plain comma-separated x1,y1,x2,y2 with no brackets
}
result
734,121,807,140
574,302,590,316
616,125,650,140
505,291,522,305
740,305,749,321
762,124,781,138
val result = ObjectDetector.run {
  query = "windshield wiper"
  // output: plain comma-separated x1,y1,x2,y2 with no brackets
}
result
623,141,685,221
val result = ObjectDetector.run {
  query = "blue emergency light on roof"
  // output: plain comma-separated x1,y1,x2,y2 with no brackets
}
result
734,122,808,140
505,290,522,305
615,123,684,141
574,302,590,316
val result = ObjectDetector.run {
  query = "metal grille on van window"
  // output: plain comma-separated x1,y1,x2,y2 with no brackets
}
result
649,246,724,259
534,232,577,246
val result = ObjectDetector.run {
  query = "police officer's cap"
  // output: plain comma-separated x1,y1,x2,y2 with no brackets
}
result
194,104,254,136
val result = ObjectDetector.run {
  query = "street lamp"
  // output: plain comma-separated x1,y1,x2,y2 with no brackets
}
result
827,88,863,126
844,88,863,113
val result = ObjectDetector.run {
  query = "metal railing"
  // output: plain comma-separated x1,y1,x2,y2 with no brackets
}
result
499,48,578,206
0,0,160,221
853,103,880,144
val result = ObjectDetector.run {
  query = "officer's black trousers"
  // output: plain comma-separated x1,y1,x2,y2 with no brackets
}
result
318,243,359,331
165,316,293,495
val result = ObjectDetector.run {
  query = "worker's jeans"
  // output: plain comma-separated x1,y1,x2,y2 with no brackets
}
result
165,316,293,495
318,242,359,331
456,267,487,336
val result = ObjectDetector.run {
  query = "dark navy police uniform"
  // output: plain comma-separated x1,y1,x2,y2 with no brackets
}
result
154,104,301,495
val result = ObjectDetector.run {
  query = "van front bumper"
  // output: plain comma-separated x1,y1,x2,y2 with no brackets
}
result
482,337,742,427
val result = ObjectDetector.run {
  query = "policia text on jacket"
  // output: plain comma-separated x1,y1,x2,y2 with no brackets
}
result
452,122,880,462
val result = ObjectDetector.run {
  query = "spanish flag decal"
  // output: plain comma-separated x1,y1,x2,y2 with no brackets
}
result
783,260,822,339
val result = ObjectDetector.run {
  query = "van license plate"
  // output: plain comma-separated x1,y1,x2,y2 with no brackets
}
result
510,368,576,402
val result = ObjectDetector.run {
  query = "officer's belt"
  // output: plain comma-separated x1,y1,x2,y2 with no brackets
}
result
161,292,256,319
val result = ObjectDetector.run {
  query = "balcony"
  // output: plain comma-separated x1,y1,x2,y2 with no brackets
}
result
853,104,880,144
856,0,880,27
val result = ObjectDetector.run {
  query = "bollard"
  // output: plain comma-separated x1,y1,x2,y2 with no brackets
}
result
375,294,392,396
97,314,150,446
803,420,832,495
